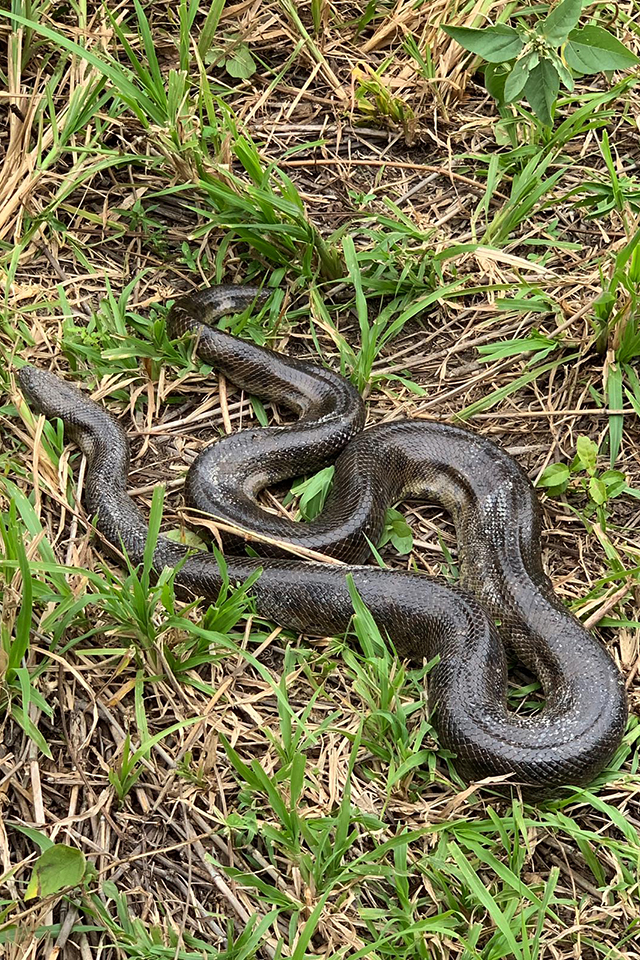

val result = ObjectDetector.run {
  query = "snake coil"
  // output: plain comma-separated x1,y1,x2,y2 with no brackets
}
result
18,285,627,795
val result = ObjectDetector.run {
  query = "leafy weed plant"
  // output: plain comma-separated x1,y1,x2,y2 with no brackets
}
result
537,435,634,528
444,0,639,127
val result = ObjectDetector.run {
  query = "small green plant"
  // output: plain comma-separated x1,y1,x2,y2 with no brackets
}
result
477,147,567,244
286,470,413,555
477,328,562,366
109,720,199,803
204,35,257,79
0,498,55,759
175,751,208,789
443,0,639,127
376,508,413,556
403,33,435,80
537,436,632,526
286,466,335,520
353,64,417,141
591,227,640,464
339,578,442,792
562,131,640,219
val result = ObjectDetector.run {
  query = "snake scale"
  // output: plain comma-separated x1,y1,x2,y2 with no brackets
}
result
18,285,627,795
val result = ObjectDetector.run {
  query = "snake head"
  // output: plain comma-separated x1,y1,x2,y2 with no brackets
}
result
18,365,85,421
17,365,129,458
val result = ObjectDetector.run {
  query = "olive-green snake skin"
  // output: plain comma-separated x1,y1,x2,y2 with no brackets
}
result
18,285,627,795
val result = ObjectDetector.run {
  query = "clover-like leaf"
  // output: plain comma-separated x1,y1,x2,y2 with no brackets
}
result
225,43,257,80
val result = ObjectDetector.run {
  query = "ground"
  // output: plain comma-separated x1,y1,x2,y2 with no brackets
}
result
1,1,640,958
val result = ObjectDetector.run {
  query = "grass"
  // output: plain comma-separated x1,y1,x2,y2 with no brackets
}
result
1,0,640,957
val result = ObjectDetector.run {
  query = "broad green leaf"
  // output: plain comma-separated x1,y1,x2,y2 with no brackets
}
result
503,53,537,102
165,527,207,549
601,470,627,498
576,435,598,475
538,463,570,490
378,508,413,555
565,26,640,74
546,46,575,91
226,44,257,79
25,845,86,901
523,58,560,126
483,63,508,104
441,24,523,63
542,0,583,45
589,476,607,505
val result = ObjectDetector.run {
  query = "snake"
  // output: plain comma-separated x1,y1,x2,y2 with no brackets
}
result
17,285,628,795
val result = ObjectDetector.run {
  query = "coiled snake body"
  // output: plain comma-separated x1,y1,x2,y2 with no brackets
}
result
18,286,627,794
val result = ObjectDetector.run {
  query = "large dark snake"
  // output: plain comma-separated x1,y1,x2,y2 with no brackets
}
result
17,285,628,795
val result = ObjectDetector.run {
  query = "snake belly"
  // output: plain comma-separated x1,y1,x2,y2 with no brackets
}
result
17,286,627,795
